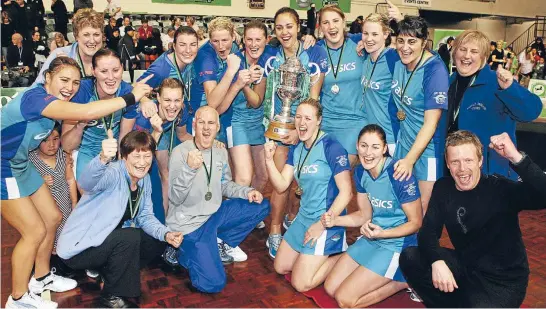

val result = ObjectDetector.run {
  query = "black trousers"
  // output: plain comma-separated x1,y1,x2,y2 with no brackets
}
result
399,246,527,308
62,228,165,297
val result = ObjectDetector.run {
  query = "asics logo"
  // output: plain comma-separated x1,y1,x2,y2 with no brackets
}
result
33,130,51,140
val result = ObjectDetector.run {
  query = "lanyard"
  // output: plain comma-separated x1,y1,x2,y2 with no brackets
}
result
452,74,477,121
400,50,426,102
94,83,115,135
172,53,192,104
18,46,23,62
158,119,177,155
127,184,143,220
281,41,301,61
326,39,345,80
76,46,89,78
296,131,322,181
193,138,213,191
361,48,387,109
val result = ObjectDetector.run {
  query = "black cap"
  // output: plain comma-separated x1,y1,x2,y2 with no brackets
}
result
125,26,134,32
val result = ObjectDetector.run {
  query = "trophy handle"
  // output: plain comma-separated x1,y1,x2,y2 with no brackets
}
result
308,62,321,86
264,56,276,77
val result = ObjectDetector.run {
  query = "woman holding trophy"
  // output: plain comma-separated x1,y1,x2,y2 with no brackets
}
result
262,7,328,259
391,16,450,214
264,99,352,293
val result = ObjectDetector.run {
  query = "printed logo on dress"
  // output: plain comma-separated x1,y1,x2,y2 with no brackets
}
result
336,155,348,167
326,62,356,75
434,92,447,105
34,130,52,140
299,164,319,174
330,234,341,242
467,102,487,111
404,182,417,196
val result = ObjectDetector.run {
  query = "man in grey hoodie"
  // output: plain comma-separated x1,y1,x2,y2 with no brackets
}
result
166,106,270,293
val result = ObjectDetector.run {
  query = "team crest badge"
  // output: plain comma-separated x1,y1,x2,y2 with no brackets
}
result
336,155,348,167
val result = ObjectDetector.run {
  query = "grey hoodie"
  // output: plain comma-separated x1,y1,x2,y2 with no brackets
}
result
166,140,253,235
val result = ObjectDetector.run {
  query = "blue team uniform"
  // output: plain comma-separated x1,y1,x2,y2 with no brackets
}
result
133,106,190,152
317,36,366,155
230,46,276,147
283,133,350,255
70,79,137,180
137,51,198,133
391,54,449,181
34,43,85,85
1,86,58,199
362,48,401,150
194,42,240,145
263,43,329,121
347,158,420,282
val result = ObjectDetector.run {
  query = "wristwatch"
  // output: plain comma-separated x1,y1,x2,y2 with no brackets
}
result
512,151,527,166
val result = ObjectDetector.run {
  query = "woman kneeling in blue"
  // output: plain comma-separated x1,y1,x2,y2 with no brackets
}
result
264,99,353,292
322,124,423,308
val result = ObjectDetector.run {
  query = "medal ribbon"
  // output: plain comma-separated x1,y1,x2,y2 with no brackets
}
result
400,50,426,103
296,131,322,182
281,41,301,61
76,46,89,78
172,53,192,115
193,138,213,193
94,83,116,136
360,48,387,109
326,39,346,81
127,184,144,221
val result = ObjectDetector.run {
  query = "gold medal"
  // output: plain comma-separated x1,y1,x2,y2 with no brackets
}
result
295,186,303,196
397,110,406,121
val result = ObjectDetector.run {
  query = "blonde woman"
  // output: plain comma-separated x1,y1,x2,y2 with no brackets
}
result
49,32,70,52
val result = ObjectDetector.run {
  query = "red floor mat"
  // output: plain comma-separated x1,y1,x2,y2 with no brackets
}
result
284,274,425,308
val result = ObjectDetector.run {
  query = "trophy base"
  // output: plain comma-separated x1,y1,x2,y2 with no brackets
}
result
265,120,296,141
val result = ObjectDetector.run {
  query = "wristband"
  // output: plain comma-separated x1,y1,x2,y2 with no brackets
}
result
121,92,136,107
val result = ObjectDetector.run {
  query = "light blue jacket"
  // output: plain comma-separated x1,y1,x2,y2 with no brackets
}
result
451,65,542,180
57,156,170,260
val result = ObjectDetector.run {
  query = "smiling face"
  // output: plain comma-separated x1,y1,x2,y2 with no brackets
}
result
38,129,60,157
396,34,426,67
244,28,266,61
320,10,345,47
92,55,123,96
123,17,130,26
295,104,321,143
275,13,300,50
362,21,388,55
210,29,233,60
357,132,387,171
454,41,483,77
45,66,81,101
446,143,483,191
193,107,219,149
76,26,102,57
158,87,183,122
124,149,153,180
174,33,198,64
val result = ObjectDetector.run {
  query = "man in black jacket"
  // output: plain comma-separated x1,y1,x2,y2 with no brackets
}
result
438,36,453,71
6,32,34,86
306,3,316,37
73,0,92,14
399,130,546,308
118,26,137,82
51,0,68,39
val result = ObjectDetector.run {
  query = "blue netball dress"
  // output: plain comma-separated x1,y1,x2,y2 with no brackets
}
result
391,54,449,181
137,51,198,133
133,106,190,152
262,43,328,122
362,48,401,152
317,36,365,155
1,85,58,199
194,42,239,145
230,46,276,148
70,79,137,180
283,133,350,255
347,158,420,282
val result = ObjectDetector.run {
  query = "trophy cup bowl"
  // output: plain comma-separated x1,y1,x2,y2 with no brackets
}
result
264,56,307,141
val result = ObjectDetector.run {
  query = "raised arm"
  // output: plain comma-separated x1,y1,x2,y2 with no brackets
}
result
203,54,241,109
264,141,295,193
494,67,542,122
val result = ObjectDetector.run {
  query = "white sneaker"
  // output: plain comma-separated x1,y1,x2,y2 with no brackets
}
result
5,292,58,309
28,268,77,294
407,288,423,302
256,221,266,229
85,269,100,279
224,243,248,262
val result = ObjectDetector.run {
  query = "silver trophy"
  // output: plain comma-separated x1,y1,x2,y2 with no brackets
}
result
265,56,311,141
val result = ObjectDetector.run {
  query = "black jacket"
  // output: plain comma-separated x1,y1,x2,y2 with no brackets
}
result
1,23,15,48
51,0,69,24
6,43,35,68
118,34,136,64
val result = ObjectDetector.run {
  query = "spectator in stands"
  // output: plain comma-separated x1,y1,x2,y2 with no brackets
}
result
133,28,144,69
6,33,34,86
530,37,545,58
446,30,542,180
399,130,546,308
306,3,316,36
57,130,182,308
31,30,49,69
488,40,505,71
35,8,104,83
73,0,92,14
142,28,163,69
2,0,18,21
438,36,454,70
27,0,45,30
104,17,117,44
49,32,70,51
532,57,545,80
349,15,363,34
517,47,534,86
531,47,541,62
186,16,199,33
1,12,15,60
106,27,120,53
119,15,131,37
166,106,269,293
119,26,138,81
12,0,30,39
173,17,182,31
104,0,122,27
51,0,68,40
161,27,175,51
504,45,514,71
138,18,153,42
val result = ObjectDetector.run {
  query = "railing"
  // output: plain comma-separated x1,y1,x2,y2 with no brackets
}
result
536,16,546,40
508,23,536,55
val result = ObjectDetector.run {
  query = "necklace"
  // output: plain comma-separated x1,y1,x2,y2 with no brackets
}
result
193,138,213,201
295,131,322,196
127,183,143,227
326,39,346,95
172,53,192,106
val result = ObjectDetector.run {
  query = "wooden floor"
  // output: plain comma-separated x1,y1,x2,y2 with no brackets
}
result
2,184,546,308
